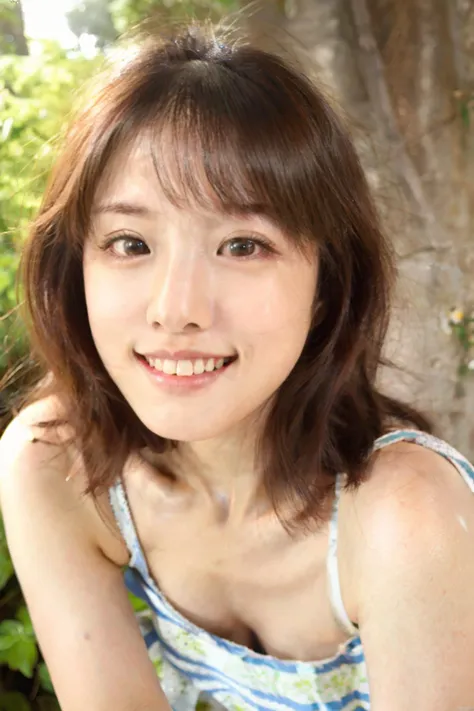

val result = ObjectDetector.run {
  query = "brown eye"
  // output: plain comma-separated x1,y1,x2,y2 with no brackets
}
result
105,236,150,258
228,239,257,257
220,237,274,260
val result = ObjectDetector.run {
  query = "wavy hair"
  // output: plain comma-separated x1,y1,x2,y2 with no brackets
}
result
17,22,431,527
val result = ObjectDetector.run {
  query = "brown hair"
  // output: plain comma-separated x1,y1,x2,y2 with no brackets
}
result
18,21,431,527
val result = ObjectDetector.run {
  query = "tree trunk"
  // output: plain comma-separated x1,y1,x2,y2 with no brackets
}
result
241,0,474,455
0,0,28,55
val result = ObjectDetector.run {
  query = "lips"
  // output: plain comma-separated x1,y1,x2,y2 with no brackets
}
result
136,351,238,389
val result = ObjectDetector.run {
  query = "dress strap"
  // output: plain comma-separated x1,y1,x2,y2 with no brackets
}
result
326,472,359,637
326,428,474,638
108,481,151,582
372,429,474,491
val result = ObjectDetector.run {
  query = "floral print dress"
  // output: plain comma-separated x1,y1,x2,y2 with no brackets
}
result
109,430,474,711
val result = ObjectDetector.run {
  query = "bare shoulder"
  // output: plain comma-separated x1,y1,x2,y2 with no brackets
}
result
0,395,129,567
0,398,170,711
337,437,474,707
341,436,474,616
350,437,474,533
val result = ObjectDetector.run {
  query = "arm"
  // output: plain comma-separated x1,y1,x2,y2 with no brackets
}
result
0,409,171,711
352,445,474,710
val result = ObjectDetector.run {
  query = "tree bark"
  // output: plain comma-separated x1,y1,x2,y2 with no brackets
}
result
241,0,474,455
0,0,28,55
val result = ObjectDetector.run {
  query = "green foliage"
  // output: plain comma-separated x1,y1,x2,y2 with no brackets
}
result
0,41,102,240
63,0,239,49
0,615,38,678
109,0,238,36
0,510,14,590
1,0,238,706
0,41,103,400
0,36,102,711
447,307,474,378
454,88,473,131
128,590,149,613
66,0,118,48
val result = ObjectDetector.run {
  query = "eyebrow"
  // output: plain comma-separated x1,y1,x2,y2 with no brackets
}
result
92,200,156,217
92,201,286,237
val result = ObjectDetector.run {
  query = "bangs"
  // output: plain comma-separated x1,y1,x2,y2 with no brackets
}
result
83,58,320,257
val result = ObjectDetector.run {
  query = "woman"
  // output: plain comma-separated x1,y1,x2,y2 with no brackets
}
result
1,21,474,711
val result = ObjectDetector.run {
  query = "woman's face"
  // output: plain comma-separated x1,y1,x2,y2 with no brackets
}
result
83,138,318,443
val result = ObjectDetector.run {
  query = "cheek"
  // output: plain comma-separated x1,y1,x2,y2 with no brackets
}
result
221,269,315,381
227,271,315,339
83,264,143,339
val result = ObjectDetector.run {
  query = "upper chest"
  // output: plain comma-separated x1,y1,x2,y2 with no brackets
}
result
121,471,355,660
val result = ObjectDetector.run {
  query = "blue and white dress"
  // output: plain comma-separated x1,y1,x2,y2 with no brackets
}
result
109,430,474,711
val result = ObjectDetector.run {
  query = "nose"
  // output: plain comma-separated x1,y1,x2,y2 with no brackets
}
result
146,251,215,333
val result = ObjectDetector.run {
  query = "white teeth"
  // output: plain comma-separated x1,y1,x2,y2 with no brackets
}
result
176,360,193,376
193,359,205,375
162,359,177,375
146,356,231,376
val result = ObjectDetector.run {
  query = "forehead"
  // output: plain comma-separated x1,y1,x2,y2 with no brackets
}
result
94,136,161,205
94,129,238,216
92,136,279,236
93,132,270,228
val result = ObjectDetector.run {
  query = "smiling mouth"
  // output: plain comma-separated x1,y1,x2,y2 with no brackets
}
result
136,353,238,377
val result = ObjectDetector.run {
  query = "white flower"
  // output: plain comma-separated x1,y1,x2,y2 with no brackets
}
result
449,308,464,325
467,359,474,371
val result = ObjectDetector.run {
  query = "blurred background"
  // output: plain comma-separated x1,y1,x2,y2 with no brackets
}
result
0,0,473,708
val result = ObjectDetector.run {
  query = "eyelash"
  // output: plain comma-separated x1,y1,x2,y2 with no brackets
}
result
99,232,277,261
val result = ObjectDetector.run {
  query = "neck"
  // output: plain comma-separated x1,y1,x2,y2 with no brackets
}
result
177,426,267,519
142,410,273,522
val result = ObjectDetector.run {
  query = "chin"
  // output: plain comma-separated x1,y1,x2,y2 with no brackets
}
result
137,412,233,443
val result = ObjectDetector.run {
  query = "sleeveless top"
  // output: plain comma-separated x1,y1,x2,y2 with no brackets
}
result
108,429,474,711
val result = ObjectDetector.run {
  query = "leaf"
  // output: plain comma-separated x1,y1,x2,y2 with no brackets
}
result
35,697,61,711
0,636,38,677
16,605,34,635
38,662,55,694
0,556,14,591
0,692,32,711
0,618,38,677
128,591,148,612
0,515,14,590
0,619,24,648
